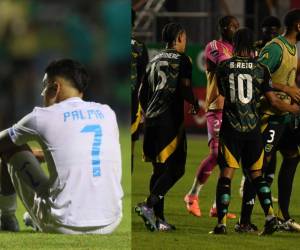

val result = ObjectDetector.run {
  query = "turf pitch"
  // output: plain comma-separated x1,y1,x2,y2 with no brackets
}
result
132,135,300,250
0,126,131,250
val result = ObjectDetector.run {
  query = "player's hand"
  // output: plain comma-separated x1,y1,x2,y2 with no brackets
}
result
189,100,200,115
286,86,300,103
290,103,300,115
32,148,45,162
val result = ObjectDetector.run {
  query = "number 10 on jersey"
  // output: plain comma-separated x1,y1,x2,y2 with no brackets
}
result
81,125,102,177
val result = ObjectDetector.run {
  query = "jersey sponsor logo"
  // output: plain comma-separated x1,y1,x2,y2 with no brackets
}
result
265,144,273,153
64,109,104,122
210,50,219,57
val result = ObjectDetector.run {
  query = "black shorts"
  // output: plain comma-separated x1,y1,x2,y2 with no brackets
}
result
143,124,186,165
278,118,300,152
218,132,264,171
261,114,287,157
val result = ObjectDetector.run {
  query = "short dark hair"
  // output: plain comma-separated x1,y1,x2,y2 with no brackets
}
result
218,15,236,30
233,28,254,55
261,16,281,28
284,9,300,30
162,22,185,45
45,59,89,92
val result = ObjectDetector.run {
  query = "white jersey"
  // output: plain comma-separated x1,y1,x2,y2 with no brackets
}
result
8,97,123,227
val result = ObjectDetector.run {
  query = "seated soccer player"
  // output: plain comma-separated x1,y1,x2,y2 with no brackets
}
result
0,59,123,234
211,28,300,235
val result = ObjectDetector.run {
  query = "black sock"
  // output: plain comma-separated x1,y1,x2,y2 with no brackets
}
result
252,176,274,217
150,168,165,220
216,177,231,225
278,156,299,220
146,194,160,208
240,177,256,224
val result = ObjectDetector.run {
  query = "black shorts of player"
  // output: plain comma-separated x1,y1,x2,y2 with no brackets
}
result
143,123,187,166
218,128,264,172
261,114,288,157
278,118,300,153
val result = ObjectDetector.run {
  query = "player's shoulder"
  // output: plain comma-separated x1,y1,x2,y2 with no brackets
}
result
257,60,271,74
179,52,192,63
218,57,231,67
85,101,117,118
205,40,221,56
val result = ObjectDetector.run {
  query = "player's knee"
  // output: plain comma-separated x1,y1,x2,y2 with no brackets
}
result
249,169,262,180
210,146,219,161
173,165,185,181
281,149,300,160
1,144,31,163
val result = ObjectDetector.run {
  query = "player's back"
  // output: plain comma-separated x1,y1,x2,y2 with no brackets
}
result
35,97,123,227
143,49,185,126
217,56,270,134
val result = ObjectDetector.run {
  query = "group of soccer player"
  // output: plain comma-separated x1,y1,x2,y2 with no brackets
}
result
132,8,300,235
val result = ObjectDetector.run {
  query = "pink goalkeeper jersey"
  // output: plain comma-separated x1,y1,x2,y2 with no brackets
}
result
204,39,233,111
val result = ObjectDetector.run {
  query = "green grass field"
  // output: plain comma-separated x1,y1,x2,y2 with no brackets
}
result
0,126,131,250
132,135,300,250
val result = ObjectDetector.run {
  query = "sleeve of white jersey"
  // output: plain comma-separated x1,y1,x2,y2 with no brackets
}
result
8,108,39,145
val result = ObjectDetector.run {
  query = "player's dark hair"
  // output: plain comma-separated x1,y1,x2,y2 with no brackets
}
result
45,59,89,92
233,28,254,55
284,9,300,31
261,16,281,28
162,22,185,45
218,15,236,31
132,8,136,27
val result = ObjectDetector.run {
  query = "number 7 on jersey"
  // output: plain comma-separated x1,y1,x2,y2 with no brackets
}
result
81,125,102,177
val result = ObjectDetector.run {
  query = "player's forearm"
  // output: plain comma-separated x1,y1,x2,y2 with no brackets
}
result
272,83,300,101
180,79,197,105
269,97,299,114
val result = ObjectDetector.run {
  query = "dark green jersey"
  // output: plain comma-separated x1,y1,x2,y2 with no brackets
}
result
217,56,272,135
139,49,192,126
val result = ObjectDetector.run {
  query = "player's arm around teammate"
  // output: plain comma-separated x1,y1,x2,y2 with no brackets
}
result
211,28,299,236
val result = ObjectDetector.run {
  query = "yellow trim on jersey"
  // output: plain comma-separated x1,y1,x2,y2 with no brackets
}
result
260,114,270,133
131,103,142,135
223,145,239,169
250,150,264,171
156,124,184,163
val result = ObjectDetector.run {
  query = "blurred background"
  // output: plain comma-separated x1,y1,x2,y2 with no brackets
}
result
0,0,130,128
132,0,300,131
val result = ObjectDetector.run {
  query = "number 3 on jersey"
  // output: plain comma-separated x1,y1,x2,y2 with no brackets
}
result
229,73,253,104
81,125,102,177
